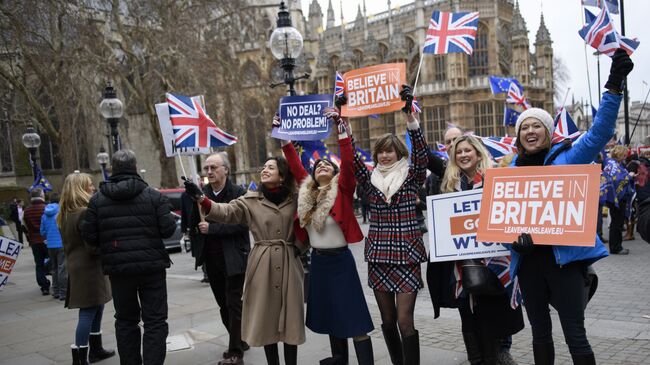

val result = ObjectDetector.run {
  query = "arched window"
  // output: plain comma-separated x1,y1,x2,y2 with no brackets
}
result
353,49,364,69
378,43,389,63
468,23,488,77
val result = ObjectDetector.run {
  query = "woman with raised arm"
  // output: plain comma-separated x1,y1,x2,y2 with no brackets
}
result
507,49,633,364
184,158,305,365
274,108,374,365
348,86,427,365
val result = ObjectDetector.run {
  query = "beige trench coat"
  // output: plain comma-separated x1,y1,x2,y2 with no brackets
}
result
206,190,305,347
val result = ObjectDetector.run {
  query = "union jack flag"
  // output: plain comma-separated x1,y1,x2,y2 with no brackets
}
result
334,71,345,97
579,5,619,56
423,11,479,55
506,83,531,109
584,8,639,55
485,255,522,309
582,0,619,14
167,93,237,149
552,108,582,144
436,142,447,152
480,136,518,160
411,97,422,114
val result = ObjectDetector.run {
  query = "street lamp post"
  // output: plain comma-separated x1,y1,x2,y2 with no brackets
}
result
99,83,124,154
269,1,309,95
96,146,110,181
21,125,41,177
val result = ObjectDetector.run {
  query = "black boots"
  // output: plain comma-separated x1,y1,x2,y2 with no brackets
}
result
571,353,596,365
353,338,374,365
71,345,89,365
462,332,483,365
320,336,349,364
264,344,280,365
533,342,555,365
381,324,404,365
88,332,116,363
402,331,420,365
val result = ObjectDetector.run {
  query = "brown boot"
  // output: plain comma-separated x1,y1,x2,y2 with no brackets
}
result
623,220,635,241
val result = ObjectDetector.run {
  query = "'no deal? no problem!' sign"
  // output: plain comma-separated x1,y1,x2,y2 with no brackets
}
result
476,164,601,246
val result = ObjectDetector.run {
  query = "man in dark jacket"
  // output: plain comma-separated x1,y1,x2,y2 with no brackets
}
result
191,152,250,365
82,150,176,365
22,189,50,295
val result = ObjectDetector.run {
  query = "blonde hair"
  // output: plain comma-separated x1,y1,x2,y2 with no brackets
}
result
57,173,94,227
372,133,409,165
441,135,492,193
610,145,628,162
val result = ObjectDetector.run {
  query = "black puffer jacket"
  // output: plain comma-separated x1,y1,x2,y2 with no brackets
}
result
82,172,176,275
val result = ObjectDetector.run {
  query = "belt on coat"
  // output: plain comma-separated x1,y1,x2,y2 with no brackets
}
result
245,239,295,333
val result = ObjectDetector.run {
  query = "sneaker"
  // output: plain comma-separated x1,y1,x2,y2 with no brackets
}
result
497,350,518,365
218,355,244,365
41,287,50,296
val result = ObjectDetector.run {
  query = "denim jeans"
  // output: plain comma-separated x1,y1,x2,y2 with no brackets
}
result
76,305,104,346
48,248,67,298
31,244,49,290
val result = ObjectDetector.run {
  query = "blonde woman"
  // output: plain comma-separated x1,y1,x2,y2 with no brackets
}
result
431,135,524,365
58,173,113,365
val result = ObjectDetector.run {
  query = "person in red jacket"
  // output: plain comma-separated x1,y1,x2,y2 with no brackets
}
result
274,110,374,365
22,188,50,295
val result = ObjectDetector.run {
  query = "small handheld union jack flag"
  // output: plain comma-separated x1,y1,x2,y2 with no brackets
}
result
506,83,531,110
411,97,422,114
552,108,582,144
584,8,639,56
334,71,345,97
579,5,620,56
423,11,479,55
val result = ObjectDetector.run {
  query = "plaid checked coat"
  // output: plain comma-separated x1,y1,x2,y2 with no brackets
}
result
353,126,429,265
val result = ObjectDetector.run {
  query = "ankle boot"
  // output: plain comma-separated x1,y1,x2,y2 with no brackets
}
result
353,338,374,365
71,345,89,365
88,332,115,363
462,332,483,365
624,221,635,240
401,331,420,365
381,324,403,365
284,343,298,365
264,343,280,365
570,352,596,365
321,336,349,364
533,342,555,365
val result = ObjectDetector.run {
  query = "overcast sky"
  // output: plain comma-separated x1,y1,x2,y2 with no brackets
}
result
300,0,649,107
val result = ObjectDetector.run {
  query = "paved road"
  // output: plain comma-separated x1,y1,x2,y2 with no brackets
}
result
1,218,649,364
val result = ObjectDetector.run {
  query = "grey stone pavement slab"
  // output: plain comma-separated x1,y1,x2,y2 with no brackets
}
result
1,217,649,364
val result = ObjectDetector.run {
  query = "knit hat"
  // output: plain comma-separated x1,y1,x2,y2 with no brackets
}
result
515,108,554,136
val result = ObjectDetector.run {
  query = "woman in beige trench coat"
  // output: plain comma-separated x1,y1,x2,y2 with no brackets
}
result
185,156,305,365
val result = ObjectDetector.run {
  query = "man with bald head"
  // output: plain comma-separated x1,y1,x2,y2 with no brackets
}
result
193,152,250,365
443,125,464,151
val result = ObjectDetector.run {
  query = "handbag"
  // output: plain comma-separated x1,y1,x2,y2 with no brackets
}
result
461,259,504,296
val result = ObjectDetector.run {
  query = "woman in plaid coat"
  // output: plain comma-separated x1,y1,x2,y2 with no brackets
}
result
349,85,428,365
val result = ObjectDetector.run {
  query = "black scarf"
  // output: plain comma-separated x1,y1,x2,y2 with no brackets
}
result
516,148,549,167
261,185,290,206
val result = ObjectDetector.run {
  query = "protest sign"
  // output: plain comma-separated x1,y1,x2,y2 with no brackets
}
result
0,236,22,290
428,190,510,262
272,94,333,141
341,63,406,118
477,164,601,246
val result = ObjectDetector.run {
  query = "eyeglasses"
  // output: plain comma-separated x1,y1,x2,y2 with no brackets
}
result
202,165,224,171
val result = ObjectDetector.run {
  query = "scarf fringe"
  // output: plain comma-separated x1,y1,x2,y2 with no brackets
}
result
297,175,339,231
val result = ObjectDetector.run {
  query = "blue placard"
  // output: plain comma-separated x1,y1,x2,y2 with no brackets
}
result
271,94,333,141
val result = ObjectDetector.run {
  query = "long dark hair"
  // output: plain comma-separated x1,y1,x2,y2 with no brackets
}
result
265,156,296,193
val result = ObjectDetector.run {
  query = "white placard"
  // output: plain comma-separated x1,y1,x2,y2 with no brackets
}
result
427,189,510,262
0,235,22,290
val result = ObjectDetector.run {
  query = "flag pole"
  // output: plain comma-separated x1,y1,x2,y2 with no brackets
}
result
412,50,425,96
581,3,595,110
629,86,650,145
619,0,631,144
561,87,572,111
177,150,187,178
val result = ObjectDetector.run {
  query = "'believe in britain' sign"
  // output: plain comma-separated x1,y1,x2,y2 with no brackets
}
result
272,94,333,141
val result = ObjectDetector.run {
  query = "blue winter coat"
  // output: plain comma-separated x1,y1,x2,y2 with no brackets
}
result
40,203,63,249
506,92,622,278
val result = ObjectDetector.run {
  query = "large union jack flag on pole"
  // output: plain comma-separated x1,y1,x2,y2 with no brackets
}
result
423,11,479,55
506,83,531,109
334,71,345,97
578,5,620,56
167,93,237,149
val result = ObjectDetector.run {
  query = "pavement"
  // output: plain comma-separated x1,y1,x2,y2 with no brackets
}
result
1,217,650,365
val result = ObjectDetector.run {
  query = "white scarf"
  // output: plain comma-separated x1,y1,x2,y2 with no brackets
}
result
371,158,409,202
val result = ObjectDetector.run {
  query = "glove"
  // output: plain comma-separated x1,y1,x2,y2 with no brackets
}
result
400,84,414,114
272,113,281,128
511,233,535,255
334,94,347,109
323,107,341,122
605,48,634,92
183,178,203,201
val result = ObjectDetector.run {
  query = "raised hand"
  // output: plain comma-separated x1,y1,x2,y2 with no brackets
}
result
334,94,347,109
400,84,414,114
272,113,281,129
605,48,634,92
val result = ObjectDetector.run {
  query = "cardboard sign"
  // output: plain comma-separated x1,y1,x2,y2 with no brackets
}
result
0,236,22,290
477,164,601,246
272,94,333,141
427,189,510,262
341,63,407,117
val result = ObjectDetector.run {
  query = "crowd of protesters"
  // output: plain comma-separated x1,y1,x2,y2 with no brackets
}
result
2,47,646,365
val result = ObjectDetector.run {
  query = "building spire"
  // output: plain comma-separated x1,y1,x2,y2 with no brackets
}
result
511,1,528,37
326,0,335,29
535,12,552,45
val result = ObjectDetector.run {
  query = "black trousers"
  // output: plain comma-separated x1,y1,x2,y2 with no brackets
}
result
607,201,626,253
204,253,245,356
30,244,49,290
110,271,168,365
518,246,592,355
